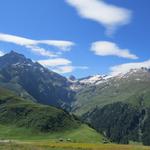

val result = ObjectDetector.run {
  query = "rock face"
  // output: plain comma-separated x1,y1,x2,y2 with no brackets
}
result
0,51,74,108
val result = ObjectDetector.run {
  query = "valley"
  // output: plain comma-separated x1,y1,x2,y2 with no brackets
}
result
0,51,150,149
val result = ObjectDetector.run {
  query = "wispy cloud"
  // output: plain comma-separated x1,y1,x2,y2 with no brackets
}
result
0,50,5,56
52,65,74,74
66,0,132,34
38,58,88,74
0,33,75,57
110,60,150,76
91,41,138,59
52,65,88,74
38,40,75,51
38,58,72,67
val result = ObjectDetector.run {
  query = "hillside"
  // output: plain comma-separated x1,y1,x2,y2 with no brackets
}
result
69,69,150,145
0,87,106,144
82,101,150,145
82,102,141,143
71,68,150,116
0,87,78,132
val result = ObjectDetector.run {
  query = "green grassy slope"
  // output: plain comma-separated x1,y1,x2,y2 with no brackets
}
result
73,73,150,116
0,81,37,102
0,124,104,143
0,87,78,132
0,87,105,144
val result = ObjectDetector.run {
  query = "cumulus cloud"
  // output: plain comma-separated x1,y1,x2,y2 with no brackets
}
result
91,41,138,59
0,33,75,57
110,60,150,76
66,0,132,34
0,50,5,56
38,58,88,74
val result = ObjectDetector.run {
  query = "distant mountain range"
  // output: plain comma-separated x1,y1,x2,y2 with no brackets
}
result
0,51,150,145
70,67,150,115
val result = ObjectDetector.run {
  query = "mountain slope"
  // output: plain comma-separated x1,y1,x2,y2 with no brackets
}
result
82,102,150,145
0,51,74,108
0,87,78,132
142,109,150,145
0,87,106,143
69,68,150,145
82,102,141,144
71,68,150,116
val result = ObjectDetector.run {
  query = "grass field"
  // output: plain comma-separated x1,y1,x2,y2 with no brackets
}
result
0,124,150,150
1,142,150,150
0,124,104,143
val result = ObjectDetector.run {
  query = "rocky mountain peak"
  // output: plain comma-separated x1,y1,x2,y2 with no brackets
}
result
0,51,33,69
0,51,74,107
68,75,76,81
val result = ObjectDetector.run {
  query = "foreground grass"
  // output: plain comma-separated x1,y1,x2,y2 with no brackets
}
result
0,142,150,150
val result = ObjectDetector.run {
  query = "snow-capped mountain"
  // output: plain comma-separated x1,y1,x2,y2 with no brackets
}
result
68,74,112,91
69,67,150,91
72,67,150,116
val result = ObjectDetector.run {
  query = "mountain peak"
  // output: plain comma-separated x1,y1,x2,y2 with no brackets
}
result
9,50,18,54
68,75,76,81
0,51,33,69
7,50,26,59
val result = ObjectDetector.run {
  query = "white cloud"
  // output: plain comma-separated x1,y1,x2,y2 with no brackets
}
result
0,33,75,57
26,45,57,57
38,58,88,74
91,41,138,59
38,58,71,67
39,40,75,51
110,60,150,76
52,65,88,74
52,65,74,74
0,50,5,56
66,0,132,34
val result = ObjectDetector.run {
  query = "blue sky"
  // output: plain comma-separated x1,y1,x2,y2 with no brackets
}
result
0,0,150,78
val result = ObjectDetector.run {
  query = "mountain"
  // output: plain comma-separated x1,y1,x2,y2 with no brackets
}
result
69,68,150,145
1,51,150,145
69,74,109,91
0,87,79,132
71,68,150,116
0,51,74,108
